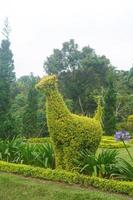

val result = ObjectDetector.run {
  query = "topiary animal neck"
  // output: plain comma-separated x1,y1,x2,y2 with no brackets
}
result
46,87,70,121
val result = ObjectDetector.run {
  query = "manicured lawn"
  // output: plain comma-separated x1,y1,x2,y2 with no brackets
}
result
0,173,132,200
118,144,133,163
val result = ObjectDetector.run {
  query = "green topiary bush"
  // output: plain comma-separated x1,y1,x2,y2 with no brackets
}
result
36,75,103,171
127,115,133,134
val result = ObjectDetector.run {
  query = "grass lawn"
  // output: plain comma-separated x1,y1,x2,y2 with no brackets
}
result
118,144,133,162
0,173,132,200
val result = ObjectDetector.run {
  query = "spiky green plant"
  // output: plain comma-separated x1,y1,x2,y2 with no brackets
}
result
0,136,55,169
75,149,119,178
0,135,24,162
36,143,55,168
116,159,133,181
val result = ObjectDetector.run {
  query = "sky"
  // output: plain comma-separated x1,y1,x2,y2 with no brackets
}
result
0,0,133,77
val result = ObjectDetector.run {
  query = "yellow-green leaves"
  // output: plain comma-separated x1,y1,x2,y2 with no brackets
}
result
37,75,103,171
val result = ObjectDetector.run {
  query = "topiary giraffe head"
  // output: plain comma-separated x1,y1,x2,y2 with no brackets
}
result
36,75,57,94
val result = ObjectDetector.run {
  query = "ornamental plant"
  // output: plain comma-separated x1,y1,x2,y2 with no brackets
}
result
0,136,55,168
36,75,103,171
114,130,133,181
75,149,119,178
115,130,133,162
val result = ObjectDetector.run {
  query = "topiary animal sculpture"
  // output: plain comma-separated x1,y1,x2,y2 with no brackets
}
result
36,75,103,171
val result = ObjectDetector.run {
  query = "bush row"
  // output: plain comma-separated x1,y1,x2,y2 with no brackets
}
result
0,161,133,196
100,136,132,148
100,143,128,149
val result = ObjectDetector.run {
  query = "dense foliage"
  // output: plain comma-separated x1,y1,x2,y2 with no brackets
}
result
75,149,119,178
44,40,111,115
22,74,38,137
0,20,15,138
103,75,117,135
36,75,102,171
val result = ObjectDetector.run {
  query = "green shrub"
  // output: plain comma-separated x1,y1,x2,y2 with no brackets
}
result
116,122,128,131
35,143,55,168
127,115,133,122
0,136,55,168
0,135,25,162
36,75,103,171
127,115,133,134
100,143,129,149
18,142,55,168
0,161,133,196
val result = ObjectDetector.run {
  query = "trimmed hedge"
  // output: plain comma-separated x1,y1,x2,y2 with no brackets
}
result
0,161,133,196
100,136,131,149
100,143,128,149
36,75,103,171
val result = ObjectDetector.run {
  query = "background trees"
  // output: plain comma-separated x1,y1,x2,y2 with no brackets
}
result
0,19,16,138
0,32,133,138
44,39,112,115
103,74,117,135
22,74,38,137
11,74,48,137
43,39,133,135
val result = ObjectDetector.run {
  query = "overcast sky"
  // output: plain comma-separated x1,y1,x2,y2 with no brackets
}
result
0,0,133,77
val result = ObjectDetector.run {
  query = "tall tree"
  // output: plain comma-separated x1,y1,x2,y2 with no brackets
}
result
103,74,117,135
44,39,80,75
22,74,38,137
44,40,112,115
0,18,15,138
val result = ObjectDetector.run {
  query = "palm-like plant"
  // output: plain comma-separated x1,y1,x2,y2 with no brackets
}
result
0,135,24,162
36,143,55,168
0,136,55,169
20,143,39,165
97,149,119,178
75,149,119,178
115,159,133,181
